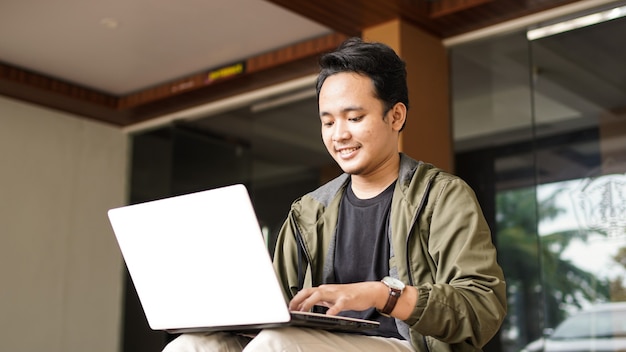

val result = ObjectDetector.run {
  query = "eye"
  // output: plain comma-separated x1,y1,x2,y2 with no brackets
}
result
349,115,364,122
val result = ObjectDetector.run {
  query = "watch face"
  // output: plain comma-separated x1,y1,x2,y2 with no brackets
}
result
383,276,405,290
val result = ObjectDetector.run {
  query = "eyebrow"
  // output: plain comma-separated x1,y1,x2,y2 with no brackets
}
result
319,106,365,118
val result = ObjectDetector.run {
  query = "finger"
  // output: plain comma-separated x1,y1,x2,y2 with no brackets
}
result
297,291,323,312
288,288,317,311
325,305,340,316
324,296,347,316
299,290,334,312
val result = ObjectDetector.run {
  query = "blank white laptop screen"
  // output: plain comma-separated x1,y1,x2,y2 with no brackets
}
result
107,184,378,333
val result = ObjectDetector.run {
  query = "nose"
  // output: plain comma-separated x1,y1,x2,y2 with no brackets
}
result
331,120,350,142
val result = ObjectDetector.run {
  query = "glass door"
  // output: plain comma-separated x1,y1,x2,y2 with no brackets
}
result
528,6,626,352
451,3,626,351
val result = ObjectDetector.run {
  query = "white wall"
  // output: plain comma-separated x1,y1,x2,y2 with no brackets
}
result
0,96,128,352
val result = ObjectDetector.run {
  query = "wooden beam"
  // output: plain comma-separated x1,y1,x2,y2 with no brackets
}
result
429,0,493,18
0,33,347,127
119,33,347,110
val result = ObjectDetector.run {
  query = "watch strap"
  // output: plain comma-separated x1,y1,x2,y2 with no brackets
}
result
381,286,401,315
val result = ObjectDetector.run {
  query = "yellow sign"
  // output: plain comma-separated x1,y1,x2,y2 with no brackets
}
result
206,62,245,84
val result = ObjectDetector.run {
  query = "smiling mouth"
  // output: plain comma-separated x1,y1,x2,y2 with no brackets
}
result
337,147,359,156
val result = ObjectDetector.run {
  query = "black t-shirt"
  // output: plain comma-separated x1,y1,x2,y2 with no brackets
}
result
333,181,404,339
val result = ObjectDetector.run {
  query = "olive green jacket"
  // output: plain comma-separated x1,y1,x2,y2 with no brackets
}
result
273,154,507,351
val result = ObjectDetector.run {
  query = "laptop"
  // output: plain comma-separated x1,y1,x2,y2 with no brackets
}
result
107,183,379,334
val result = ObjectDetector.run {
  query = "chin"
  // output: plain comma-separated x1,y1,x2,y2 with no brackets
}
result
333,156,364,175
337,164,364,175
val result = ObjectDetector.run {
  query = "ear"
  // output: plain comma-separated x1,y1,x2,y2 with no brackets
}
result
389,102,407,132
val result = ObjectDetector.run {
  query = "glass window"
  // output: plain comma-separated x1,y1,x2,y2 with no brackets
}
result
530,8,626,345
451,4,626,352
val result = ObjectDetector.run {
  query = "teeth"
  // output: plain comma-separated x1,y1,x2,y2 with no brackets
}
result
340,148,357,155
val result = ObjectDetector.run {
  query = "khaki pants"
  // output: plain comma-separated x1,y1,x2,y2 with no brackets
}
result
163,328,414,352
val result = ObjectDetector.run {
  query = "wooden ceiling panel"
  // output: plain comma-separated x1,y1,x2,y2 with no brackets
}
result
267,0,581,37
0,33,346,127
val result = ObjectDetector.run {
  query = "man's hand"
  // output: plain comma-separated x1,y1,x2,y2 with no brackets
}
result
288,281,387,316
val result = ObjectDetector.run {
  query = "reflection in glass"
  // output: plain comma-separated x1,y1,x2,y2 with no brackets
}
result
452,5,626,352
523,302,626,352
537,180,626,320
571,173,626,239
531,7,626,343
551,303,626,340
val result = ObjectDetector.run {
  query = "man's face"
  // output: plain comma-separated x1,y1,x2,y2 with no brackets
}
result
318,72,403,176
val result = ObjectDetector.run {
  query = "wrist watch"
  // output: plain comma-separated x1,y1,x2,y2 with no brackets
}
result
380,276,405,316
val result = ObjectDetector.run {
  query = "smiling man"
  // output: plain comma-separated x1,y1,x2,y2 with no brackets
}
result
318,71,404,198
164,37,507,352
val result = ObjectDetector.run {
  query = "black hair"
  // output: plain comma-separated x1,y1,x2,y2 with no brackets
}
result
316,37,409,130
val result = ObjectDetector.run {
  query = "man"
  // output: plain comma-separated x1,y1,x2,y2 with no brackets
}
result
164,37,506,351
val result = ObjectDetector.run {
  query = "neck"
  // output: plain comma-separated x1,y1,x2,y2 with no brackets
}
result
350,153,400,199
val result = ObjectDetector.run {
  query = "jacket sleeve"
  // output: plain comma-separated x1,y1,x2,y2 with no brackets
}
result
272,207,303,303
406,176,507,349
